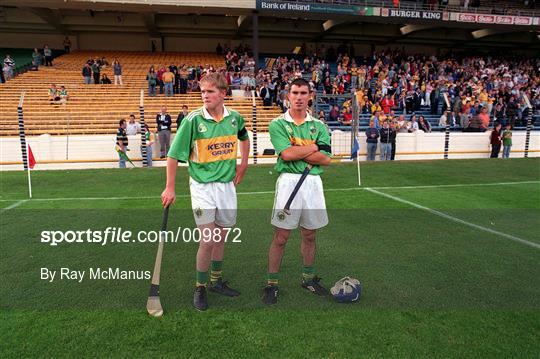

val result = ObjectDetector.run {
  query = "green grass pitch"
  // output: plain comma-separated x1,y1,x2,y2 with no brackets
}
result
1,158,539,357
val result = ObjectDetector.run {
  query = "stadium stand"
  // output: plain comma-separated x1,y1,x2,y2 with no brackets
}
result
0,0,538,166
0,51,283,136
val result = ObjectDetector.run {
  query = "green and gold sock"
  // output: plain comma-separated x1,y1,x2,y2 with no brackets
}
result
302,266,315,282
267,272,279,286
196,270,208,287
210,260,223,284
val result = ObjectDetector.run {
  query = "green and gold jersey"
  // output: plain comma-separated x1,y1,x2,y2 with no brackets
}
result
167,106,249,183
269,111,331,175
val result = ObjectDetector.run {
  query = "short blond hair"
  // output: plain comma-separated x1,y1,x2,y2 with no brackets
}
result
200,72,228,91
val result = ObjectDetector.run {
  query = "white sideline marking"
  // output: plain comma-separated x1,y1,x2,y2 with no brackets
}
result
0,180,537,203
0,200,28,214
365,188,540,250
372,180,540,190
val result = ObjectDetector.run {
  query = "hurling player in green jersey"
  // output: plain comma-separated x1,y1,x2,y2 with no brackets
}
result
161,73,250,311
262,78,332,305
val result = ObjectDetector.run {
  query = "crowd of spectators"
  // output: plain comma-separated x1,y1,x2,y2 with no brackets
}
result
2,44,54,83
81,57,117,85
47,84,69,104
145,63,224,96
253,44,539,132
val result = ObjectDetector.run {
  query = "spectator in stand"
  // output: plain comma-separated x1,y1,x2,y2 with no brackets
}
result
147,66,157,97
232,72,242,89
478,106,490,131
277,84,289,112
318,110,326,123
381,94,394,114
58,86,69,104
190,77,200,92
418,115,431,133
91,59,101,84
409,114,419,132
490,123,502,158
493,102,506,125
179,65,189,94
113,59,123,85
371,110,381,129
176,105,189,131
98,57,109,67
32,48,42,69
466,114,484,132
502,124,512,159
329,105,340,122
116,119,128,168
506,96,518,126
156,106,172,158
241,71,251,91
462,100,471,117
361,96,372,114
126,114,141,135
365,122,379,161
379,121,395,161
458,110,469,129
3,54,15,81
162,68,175,97
63,37,71,53
371,101,382,115
260,82,272,106
82,63,92,84
470,101,481,117
142,124,155,167
341,107,353,125
48,84,60,103
173,68,180,95
390,119,398,160
43,45,53,66
439,111,449,128
101,74,112,84
397,114,409,133
157,66,166,94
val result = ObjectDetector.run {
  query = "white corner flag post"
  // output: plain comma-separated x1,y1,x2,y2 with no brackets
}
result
27,148,32,198
356,137,361,187
17,91,32,198
352,91,361,186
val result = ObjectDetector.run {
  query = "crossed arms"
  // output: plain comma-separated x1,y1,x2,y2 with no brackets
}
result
280,143,331,166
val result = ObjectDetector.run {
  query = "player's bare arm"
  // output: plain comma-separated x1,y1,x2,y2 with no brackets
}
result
161,157,178,207
280,143,318,161
234,138,250,185
304,151,331,166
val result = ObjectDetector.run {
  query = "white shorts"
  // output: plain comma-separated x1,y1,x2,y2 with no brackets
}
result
189,178,237,227
271,173,328,230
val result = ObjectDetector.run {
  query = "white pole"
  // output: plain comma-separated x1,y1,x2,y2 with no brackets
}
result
356,155,362,187
356,139,361,187
27,167,32,198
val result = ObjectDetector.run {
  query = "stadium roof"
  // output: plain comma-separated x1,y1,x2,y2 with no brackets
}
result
1,0,538,51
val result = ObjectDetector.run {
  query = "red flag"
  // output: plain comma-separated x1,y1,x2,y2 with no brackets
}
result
27,145,36,169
